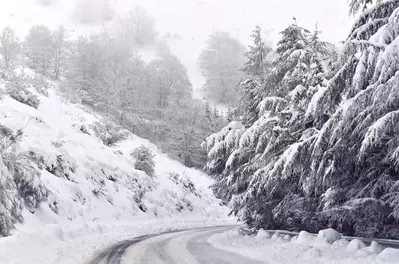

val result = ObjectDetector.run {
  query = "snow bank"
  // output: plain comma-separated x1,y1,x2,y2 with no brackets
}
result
376,248,399,263
208,228,399,264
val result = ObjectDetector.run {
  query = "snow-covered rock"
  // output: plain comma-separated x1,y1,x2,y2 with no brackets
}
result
345,239,366,253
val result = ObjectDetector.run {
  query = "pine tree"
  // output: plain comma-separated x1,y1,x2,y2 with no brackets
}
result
349,0,380,15
204,0,399,239
242,25,271,79
272,21,310,94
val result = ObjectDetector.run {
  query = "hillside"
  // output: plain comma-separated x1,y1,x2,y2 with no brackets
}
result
0,72,229,263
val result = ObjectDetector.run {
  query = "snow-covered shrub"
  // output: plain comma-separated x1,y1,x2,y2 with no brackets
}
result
79,124,90,135
12,151,50,209
131,145,155,177
31,75,50,96
0,125,49,235
5,75,40,109
168,172,198,196
92,180,106,197
45,154,77,181
181,198,194,212
0,154,22,237
0,125,22,236
92,121,129,147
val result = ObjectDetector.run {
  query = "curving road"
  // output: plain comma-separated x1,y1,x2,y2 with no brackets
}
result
89,226,264,264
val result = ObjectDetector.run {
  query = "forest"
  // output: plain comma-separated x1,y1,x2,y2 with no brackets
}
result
204,0,399,239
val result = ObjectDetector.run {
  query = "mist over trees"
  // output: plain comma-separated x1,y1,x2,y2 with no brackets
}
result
204,0,399,239
0,27,19,71
72,0,115,24
199,31,247,105
0,5,226,170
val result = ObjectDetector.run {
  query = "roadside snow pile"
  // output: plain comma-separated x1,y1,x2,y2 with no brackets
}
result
0,86,230,263
255,229,270,239
209,228,399,264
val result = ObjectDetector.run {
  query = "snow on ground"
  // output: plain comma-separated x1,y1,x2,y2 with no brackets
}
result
0,83,231,263
208,228,399,264
0,219,234,264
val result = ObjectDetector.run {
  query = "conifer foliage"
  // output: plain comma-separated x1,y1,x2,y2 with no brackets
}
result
205,1,399,239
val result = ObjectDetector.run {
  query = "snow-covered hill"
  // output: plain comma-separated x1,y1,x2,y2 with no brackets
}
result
0,76,230,263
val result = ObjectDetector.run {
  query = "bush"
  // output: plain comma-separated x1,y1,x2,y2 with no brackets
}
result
0,154,22,237
13,151,50,208
6,75,40,109
45,154,77,181
131,145,155,177
168,172,197,195
92,121,129,147
0,125,50,236
31,75,51,96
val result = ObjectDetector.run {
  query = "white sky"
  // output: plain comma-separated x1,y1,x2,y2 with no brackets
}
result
0,0,352,43
0,0,353,100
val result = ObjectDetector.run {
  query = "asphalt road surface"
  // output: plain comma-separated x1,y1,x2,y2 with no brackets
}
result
89,226,264,264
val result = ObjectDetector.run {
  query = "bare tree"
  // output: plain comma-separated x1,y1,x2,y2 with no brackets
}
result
0,27,19,70
199,31,246,105
25,25,53,76
117,5,157,46
51,25,69,80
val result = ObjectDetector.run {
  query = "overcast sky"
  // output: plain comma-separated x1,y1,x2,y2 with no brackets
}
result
118,0,353,45
0,0,353,99
0,0,352,43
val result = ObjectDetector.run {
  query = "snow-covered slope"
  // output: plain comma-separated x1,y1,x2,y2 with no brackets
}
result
0,82,230,263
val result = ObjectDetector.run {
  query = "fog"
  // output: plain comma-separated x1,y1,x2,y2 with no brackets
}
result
0,0,352,98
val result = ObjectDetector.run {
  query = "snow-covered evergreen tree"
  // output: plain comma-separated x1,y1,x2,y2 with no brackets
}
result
272,22,310,94
242,25,271,79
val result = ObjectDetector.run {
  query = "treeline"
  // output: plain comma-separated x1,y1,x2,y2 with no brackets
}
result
203,0,399,239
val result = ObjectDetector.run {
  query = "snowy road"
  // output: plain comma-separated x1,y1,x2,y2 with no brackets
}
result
89,226,264,264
